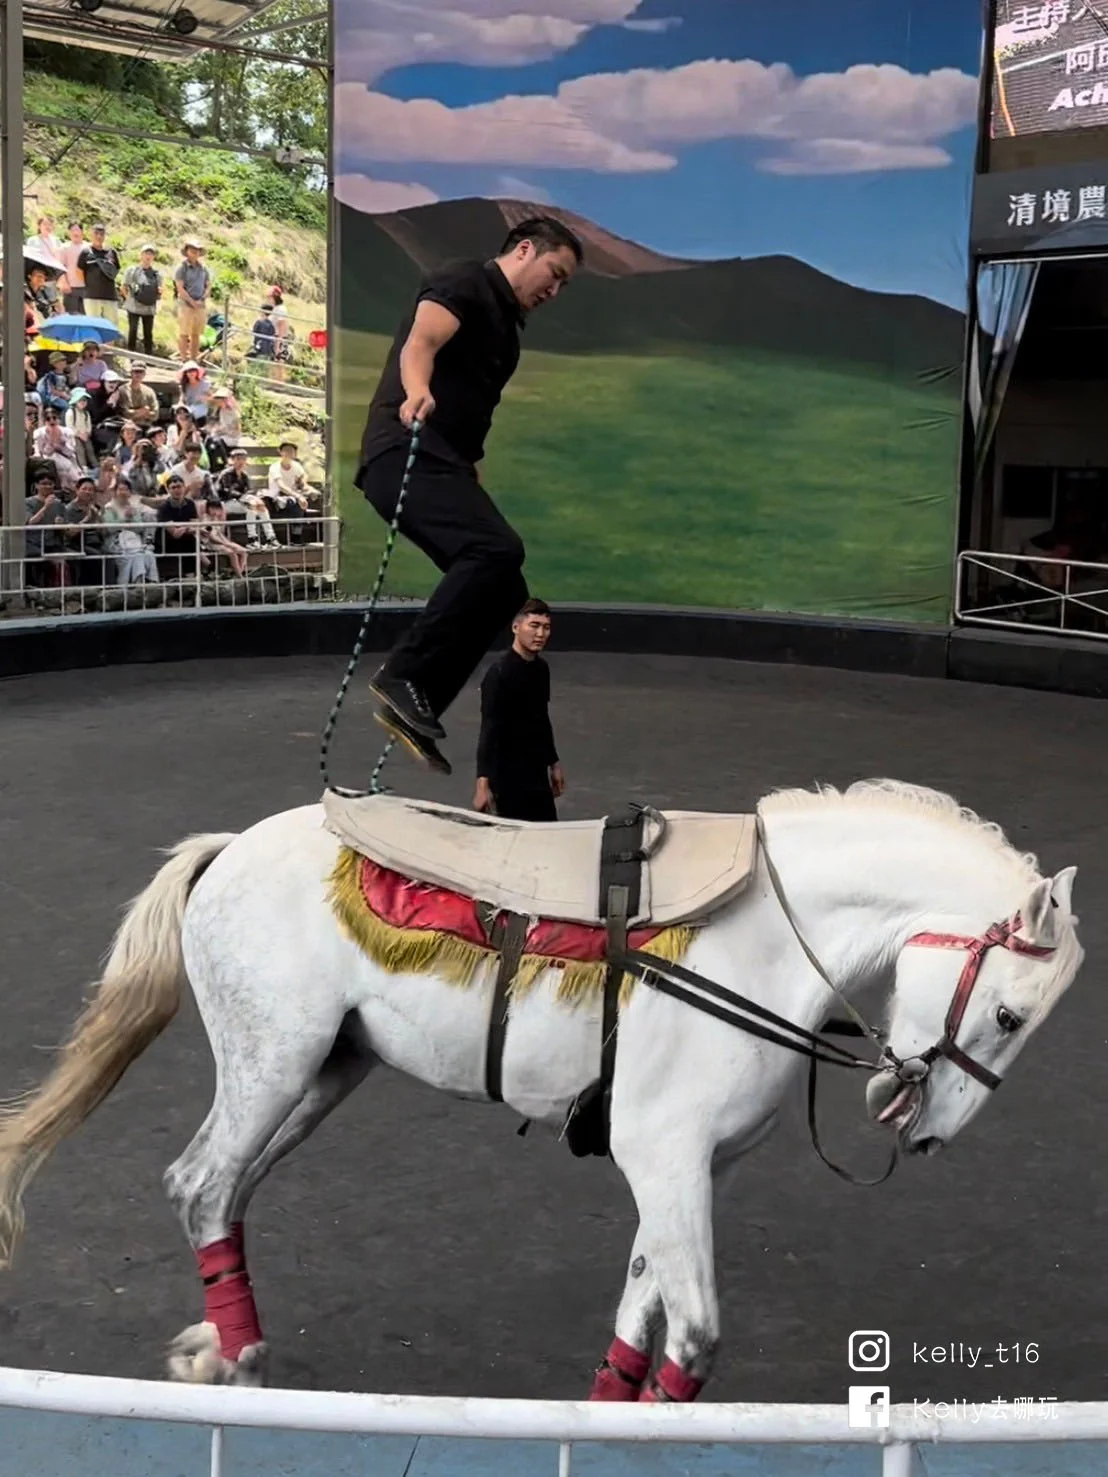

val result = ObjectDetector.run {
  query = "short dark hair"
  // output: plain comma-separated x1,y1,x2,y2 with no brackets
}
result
516,597,552,621
500,216,583,264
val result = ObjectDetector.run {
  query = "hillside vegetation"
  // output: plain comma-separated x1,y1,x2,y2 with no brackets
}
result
24,72,327,356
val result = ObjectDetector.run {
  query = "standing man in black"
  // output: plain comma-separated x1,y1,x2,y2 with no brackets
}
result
356,216,583,774
474,599,564,822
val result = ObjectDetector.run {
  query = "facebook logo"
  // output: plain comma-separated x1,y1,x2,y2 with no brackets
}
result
848,1385,891,1429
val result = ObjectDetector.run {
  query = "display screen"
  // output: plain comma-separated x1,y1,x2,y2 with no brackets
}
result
991,1,1108,139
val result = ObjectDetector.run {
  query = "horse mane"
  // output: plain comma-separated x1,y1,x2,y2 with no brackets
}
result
759,778,1043,884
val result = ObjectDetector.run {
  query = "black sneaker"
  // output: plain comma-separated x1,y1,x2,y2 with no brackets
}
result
374,709,453,776
369,670,445,740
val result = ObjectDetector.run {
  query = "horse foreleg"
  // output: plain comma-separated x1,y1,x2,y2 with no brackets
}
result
616,1144,718,1403
588,1226,663,1401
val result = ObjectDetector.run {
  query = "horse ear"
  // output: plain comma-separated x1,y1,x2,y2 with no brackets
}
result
1051,866,1077,917
1020,878,1057,945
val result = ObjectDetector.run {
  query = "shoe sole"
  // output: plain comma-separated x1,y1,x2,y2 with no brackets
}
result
374,710,453,776
368,679,446,741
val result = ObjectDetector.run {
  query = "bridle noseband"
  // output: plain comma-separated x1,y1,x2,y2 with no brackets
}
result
885,913,1056,1092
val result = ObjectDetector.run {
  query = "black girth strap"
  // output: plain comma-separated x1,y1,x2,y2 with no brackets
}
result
564,804,648,1158
484,910,528,1103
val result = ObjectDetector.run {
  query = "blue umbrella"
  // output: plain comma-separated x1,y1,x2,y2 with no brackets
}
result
39,312,123,345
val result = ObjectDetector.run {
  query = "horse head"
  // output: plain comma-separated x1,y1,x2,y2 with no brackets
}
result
867,867,1084,1156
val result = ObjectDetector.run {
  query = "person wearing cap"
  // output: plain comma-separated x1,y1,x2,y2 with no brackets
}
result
204,386,240,474
37,354,71,413
122,245,163,356
250,303,277,362
216,447,280,549
117,362,158,429
175,240,210,362
64,387,96,471
77,225,122,323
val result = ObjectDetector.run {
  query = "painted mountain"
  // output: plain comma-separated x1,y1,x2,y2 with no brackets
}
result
337,196,964,379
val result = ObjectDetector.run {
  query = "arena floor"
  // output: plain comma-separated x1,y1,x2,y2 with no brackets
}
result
1,649,1107,1465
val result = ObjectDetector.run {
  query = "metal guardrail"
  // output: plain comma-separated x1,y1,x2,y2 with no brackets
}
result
2,513,340,616
0,1366,1095,1477
955,548,1108,641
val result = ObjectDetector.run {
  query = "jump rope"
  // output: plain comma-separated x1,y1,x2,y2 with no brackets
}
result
318,419,423,799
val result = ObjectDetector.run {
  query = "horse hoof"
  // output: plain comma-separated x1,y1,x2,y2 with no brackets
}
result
166,1321,269,1386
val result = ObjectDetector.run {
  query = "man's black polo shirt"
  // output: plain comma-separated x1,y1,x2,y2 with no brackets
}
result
358,258,523,475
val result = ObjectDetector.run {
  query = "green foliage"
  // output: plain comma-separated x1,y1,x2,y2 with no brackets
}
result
25,71,324,235
26,40,181,112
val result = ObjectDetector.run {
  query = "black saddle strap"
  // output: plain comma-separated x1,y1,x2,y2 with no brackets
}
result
597,806,648,1090
484,911,529,1103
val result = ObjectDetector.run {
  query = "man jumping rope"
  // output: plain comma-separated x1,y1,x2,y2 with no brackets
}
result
356,216,583,773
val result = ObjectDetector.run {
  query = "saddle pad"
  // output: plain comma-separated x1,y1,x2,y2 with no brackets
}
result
321,790,758,928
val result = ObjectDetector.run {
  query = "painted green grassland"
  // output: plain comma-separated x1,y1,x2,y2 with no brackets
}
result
334,326,959,622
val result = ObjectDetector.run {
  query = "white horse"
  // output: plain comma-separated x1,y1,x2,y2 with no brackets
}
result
0,779,1084,1400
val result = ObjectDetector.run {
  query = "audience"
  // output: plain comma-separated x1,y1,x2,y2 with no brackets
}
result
12,219,324,603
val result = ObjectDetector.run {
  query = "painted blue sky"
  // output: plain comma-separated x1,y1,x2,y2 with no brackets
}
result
334,0,986,308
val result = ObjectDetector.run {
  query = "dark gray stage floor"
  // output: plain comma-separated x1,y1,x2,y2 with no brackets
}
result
1,651,1106,1409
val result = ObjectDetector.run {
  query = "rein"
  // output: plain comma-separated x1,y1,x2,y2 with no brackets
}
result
319,421,423,799
616,810,1057,1186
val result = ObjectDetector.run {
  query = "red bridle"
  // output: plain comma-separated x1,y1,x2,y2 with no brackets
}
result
890,913,1056,1091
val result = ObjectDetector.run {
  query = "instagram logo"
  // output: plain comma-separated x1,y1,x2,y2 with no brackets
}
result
849,1330,890,1372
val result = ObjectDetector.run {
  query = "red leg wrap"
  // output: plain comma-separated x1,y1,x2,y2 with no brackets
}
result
589,1338,651,1401
640,1358,704,1404
202,1270,263,1361
196,1233,262,1361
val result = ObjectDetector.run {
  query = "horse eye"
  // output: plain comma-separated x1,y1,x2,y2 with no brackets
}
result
997,1005,1023,1033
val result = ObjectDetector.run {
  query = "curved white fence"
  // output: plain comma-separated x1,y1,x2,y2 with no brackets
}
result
2,1366,1107,1476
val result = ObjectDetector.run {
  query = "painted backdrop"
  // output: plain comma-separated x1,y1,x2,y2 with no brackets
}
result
333,0,983,622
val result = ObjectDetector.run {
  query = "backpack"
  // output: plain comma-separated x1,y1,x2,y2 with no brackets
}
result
133,269,159,307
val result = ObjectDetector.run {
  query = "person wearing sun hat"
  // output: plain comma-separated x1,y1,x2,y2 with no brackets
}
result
174,238,210,362
64,386,96,470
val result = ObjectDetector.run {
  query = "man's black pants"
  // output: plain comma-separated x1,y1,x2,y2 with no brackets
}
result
493,781,557,823
360,446,528,719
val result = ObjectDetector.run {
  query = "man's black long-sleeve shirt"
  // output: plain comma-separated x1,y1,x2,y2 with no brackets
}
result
477,649,558,786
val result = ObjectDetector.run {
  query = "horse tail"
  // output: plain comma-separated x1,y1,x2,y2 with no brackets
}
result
0,831,236,1270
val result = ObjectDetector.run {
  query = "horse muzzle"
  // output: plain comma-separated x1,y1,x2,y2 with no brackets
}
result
866,1069,925,1135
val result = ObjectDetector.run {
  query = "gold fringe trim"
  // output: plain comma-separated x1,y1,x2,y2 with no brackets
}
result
327,846,695,1008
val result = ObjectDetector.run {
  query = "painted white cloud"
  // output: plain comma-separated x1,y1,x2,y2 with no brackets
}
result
335,173,439,213
759,139,954,175
333,0,644,84
621,15,681,31
559,59,979,155
335,83,675,173
493,174,554,202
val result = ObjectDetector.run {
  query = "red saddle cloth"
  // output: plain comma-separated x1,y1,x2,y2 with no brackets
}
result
356,855,666,962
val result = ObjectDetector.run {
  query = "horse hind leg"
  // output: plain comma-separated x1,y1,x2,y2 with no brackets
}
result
163,1017,343,1385
230,1013,377,1219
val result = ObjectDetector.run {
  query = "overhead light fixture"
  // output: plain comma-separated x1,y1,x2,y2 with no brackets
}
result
72,0,104,14
169,7,198,32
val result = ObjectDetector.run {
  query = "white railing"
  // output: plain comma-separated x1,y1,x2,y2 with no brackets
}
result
956,548,1108,641
1,514,340,616
0,1367,1101,1476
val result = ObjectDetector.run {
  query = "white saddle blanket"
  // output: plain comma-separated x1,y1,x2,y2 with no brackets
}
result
321,790,758,928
